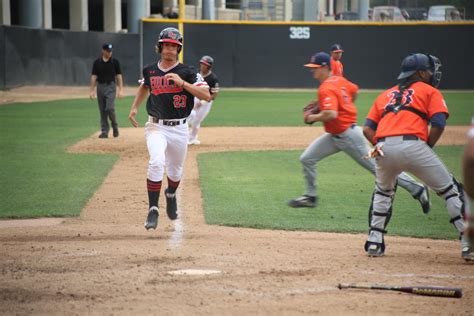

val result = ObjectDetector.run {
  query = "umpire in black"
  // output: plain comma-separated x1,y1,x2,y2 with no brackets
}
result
89,43,124,138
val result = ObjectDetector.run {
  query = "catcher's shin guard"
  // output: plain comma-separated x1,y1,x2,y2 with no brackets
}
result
437,177,466,233
366,186,395,255
368,186,395,229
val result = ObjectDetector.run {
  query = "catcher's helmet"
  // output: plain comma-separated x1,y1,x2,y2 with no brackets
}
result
157,27,183,53
200,55,214,67
398,53,442,87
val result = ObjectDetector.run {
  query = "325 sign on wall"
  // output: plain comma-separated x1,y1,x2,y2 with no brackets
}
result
289,27,310,39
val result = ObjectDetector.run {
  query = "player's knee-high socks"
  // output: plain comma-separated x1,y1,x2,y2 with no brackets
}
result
167,177,180,194
147,179,162,208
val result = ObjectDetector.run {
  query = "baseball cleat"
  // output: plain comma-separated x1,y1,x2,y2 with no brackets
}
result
165,189,178,220
461,234,474,262
414,185,431,214
461,246,474,262
366,243,385,257
113,129,119,138
188,138,201,145
98,133,108,139
144,206,159,230
288,195,317,208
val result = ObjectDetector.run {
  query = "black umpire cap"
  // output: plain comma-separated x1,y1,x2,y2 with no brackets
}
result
102,43,113,51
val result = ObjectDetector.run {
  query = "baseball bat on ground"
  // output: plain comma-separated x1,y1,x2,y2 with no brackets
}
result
338,283,462,298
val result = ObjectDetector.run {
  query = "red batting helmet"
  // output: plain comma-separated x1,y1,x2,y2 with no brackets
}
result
200,55,214,67
157,27,183,53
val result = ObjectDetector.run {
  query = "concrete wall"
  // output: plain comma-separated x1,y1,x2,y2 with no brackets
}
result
1,22,473,90
0,25,139,89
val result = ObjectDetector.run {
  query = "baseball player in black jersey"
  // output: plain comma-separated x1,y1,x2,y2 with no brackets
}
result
128,27,211,230
188,55,220,145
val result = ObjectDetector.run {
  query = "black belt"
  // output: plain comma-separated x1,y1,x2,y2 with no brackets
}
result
378,135,419,142
150,117,186,126
98,82,115,85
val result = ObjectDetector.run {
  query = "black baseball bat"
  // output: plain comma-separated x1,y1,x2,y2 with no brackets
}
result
338,283,462,298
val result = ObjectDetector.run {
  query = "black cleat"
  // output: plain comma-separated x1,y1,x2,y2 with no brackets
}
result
98,133,108,139
365,242,385,257
144,206,159,230
165,189,178,220
113,129,119,138
414,185,431,214
288,195,317,208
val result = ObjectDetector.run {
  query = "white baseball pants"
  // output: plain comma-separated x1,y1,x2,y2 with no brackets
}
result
145,117,188,182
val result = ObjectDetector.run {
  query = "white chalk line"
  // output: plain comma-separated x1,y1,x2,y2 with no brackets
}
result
361,270,474,280
167,190,184,249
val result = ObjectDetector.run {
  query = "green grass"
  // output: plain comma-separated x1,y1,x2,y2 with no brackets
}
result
0,89,471,220
198,146,464,240
0,97,140,218
205,90,474,126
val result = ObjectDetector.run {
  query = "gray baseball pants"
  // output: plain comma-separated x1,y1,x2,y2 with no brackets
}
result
97,82,118,134
367,136,469,245
300,125,424,198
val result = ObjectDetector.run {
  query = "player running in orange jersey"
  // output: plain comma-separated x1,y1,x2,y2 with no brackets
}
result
288,52,429,212
362,53,472,260
330,44,344,77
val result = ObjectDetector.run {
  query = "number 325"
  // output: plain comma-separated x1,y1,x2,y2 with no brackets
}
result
289,27,310,39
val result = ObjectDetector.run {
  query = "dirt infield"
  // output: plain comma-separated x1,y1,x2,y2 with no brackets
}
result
1,87,473,314
1,126,474,314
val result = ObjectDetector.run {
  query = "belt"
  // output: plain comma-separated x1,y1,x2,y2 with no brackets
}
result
378,135,419,142
333,124,356,139
98,82,115,85
149,116,186,126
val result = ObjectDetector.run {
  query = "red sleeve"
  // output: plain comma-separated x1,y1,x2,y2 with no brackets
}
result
427,89,449,119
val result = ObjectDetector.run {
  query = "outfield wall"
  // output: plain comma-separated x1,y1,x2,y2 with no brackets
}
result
0,25,139,89
143,20,474,90
1,22,473,90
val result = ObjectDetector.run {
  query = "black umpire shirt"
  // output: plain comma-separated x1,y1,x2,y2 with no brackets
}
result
92,57,122,84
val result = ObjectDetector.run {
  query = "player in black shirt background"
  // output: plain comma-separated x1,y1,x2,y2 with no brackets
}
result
128,27,210,231
188,55,220,145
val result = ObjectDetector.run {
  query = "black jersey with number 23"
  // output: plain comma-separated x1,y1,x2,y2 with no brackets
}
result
142,62,204,119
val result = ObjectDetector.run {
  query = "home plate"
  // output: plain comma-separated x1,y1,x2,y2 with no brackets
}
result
167,269,222,276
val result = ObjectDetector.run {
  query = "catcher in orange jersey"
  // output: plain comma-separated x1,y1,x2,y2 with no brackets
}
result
330,44,344,77
363,53,472,261
288,52,429,212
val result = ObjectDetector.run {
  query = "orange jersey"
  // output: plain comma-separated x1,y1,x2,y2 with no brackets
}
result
330,58,344,77
367,81,449,142
318,76,359,134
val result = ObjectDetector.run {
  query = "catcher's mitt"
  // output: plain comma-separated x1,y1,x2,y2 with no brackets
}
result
303,100,320,124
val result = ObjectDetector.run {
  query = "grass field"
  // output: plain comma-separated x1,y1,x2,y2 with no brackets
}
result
0,90,471,224
206,90,474,126
198,147,464,240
